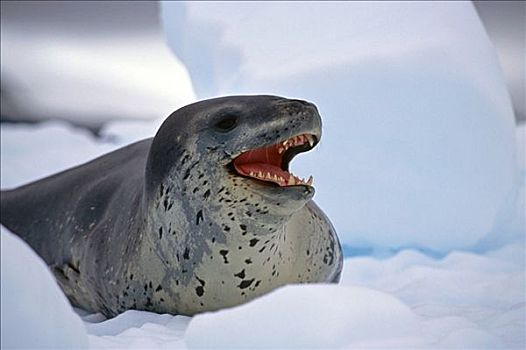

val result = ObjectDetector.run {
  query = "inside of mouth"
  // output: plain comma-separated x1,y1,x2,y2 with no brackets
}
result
232,134,315,187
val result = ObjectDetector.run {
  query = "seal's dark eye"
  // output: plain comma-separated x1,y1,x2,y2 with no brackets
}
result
214,115,238,132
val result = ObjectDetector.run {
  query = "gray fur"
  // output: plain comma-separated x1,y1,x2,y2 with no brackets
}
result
0,95,342,317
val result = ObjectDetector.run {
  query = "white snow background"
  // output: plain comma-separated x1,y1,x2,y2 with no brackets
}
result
1,1,525,349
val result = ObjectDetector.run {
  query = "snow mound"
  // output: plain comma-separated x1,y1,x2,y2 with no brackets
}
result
162,1,519,254
342,247,525,348
1,226,89,349
185,284,424,349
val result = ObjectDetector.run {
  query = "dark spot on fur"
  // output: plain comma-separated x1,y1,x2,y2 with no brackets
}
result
196,286,204,297
203,189,211,199
238,279,255,289
196,210,203,225
145,297,153,307
183,248,190,260
220,250,229,263
155,285,162,292
249,238,259,247
158,227,163,239
234,269,246,279
196,276,206,286
245,258,252,264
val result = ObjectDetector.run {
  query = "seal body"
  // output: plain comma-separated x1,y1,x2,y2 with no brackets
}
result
0,95,343,317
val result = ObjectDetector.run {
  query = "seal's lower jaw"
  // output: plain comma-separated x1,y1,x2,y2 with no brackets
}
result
231,133,318,190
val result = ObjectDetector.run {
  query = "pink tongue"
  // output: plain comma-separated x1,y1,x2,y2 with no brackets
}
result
234,163,290,180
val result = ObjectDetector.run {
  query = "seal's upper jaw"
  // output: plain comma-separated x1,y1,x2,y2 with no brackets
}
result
232,133,318,187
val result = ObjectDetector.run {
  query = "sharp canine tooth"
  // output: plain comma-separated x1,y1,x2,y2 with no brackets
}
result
307,176,313,186
307,135,314,147
287,176,295,185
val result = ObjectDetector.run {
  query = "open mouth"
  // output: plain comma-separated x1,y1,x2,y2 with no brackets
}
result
232,134,317,187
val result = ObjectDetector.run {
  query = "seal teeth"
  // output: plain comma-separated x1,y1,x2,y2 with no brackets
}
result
287,176,295,186
279,134,315,152
306,135,314,147
307,175,313,186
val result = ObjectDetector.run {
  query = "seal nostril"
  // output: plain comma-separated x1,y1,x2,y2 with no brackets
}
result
288,99,310,106
276,99,317,117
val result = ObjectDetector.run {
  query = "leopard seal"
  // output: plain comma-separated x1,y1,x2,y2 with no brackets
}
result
0,95,343,317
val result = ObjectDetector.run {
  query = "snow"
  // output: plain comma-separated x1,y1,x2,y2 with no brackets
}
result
185,285,425,349
161,1,520,254
1,227,89,349
1,1,195,126
0,122,117,189
83,310,190,349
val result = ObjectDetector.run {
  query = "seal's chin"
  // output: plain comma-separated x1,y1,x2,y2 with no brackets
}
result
231,133,318,188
